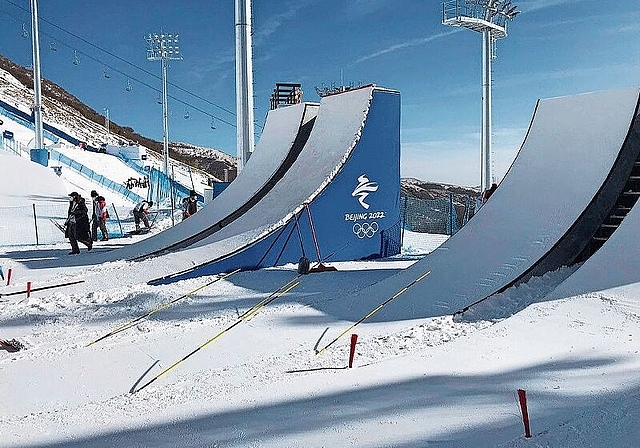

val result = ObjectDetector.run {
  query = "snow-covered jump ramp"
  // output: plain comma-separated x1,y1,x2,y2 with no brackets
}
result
337,87,640,321
105,102,319,261
145,85,401,284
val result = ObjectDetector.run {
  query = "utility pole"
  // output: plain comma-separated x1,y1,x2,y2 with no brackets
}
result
235,0,255,173
104,108,110,136
443,0,519,192
146,33,182,175
30,0,43,151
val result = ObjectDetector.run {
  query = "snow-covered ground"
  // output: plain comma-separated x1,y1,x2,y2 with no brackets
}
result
1,153,640,447
1,78,639,446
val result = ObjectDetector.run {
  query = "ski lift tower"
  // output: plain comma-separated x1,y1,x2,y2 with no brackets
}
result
442,0,519,193
146,33,182,175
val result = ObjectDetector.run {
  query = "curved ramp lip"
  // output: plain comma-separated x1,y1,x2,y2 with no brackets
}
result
148,86,397,284
128,103,320,261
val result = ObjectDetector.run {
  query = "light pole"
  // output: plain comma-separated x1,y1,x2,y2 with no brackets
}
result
29,0,43,151
443,0,519,192
146,33,182,175
104,107,109,136
235,0,255,173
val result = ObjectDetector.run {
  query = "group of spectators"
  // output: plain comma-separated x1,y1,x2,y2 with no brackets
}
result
65,190,109,255
65,189,199,254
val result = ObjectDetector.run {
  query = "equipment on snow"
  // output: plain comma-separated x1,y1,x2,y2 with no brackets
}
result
0,338,25,352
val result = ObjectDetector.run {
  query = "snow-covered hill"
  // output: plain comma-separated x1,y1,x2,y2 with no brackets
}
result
0,55,236,182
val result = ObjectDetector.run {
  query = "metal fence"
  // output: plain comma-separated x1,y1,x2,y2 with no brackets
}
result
400,194,478,236
49,149,145,204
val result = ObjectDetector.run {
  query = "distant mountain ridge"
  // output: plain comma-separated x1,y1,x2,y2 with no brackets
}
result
0,54,237,181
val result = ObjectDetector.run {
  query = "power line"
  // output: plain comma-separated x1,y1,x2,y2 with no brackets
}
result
2,0,236,118
23,24,237,128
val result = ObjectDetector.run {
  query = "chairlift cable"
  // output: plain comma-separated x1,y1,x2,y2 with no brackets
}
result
3,0,235,117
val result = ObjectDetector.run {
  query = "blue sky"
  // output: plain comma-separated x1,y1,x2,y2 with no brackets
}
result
0,0,638,187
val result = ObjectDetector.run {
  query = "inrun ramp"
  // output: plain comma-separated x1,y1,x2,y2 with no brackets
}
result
337,87,640,321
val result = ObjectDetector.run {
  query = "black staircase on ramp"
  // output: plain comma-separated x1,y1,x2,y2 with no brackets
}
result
575,159,640,262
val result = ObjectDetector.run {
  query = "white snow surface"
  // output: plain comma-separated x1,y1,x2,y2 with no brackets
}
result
2,90,640,447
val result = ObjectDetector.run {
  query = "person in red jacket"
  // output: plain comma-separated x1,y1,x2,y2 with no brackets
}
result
90,190,109,241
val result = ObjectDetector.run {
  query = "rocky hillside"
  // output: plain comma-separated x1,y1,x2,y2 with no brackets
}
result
0,55,237,181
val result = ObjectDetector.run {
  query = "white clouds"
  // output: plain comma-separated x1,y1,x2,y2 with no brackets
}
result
518,0,595,13
352,30,460,66
254,0,321,46
343,0,390,18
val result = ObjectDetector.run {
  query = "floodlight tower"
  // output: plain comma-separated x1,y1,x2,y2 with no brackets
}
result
443,0,519,192
146,33,182,175
29,0,43,151
235,0,255,174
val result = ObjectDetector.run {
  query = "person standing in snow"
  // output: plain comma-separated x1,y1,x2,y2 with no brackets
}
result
90,190,109,241
133,200,153,233
181,190,198,221
66,192,93,254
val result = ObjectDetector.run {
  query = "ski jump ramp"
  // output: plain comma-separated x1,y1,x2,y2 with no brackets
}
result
339,87,640,321
147,85,401,284
106,102,319,261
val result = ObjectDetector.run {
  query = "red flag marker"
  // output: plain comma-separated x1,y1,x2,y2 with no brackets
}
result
348,334,358,368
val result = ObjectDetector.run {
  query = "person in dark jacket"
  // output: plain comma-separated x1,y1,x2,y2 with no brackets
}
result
181,190,198,220
66,192,93,254
133,200,154,233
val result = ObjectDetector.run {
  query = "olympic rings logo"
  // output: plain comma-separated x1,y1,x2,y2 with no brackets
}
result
353,221,379,239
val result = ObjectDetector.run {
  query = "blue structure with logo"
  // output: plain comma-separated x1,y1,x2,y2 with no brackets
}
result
153,87,401,284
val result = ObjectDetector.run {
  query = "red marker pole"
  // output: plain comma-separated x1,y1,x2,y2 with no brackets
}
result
348,334,358,368
517,389,532,438
6,268,12,286
26,281,31,298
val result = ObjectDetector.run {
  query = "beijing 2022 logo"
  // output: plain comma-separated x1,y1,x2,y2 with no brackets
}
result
345,174,384,239
351,174,378,210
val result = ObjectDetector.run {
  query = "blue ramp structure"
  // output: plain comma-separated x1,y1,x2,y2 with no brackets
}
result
332,87,640,321
149,85,401,284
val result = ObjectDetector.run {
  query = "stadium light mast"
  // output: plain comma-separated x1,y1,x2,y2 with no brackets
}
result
235,0,255,174
442,0,519,193
29,0,44,151
146,33,182,175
